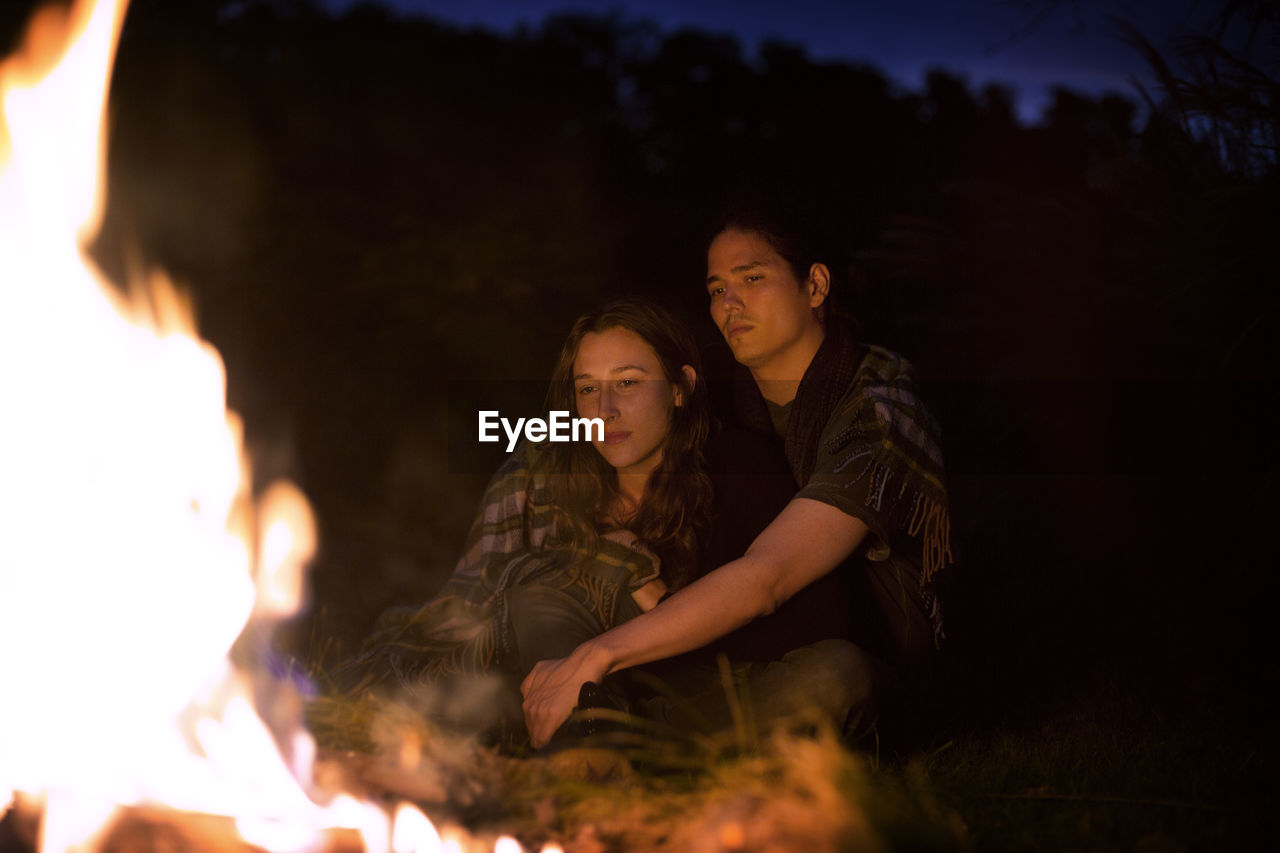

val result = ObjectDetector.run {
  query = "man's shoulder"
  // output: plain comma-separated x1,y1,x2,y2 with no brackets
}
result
821,343,920,417
850,344,917,389
821,343,941,449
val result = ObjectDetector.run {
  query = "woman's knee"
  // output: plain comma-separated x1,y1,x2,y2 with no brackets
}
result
505,583,604,673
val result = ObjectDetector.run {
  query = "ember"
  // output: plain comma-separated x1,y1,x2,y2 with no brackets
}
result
0,2,539,851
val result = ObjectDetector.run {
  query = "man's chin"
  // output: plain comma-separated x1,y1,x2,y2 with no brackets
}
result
727,342,764,367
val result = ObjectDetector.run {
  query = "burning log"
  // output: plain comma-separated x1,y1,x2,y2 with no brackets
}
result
99,806,363,853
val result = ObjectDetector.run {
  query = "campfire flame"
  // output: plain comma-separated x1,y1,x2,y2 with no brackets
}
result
0,2,543,851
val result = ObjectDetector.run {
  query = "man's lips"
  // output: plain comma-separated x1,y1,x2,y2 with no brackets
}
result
603,431,631,445
724,321,753,339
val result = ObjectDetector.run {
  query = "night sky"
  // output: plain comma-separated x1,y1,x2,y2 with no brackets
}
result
318,0,1211,121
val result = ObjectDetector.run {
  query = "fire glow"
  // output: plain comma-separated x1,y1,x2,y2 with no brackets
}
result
0,2,535,851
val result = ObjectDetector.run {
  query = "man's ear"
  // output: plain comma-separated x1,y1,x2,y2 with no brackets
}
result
675,364,697,406
807,263,831,308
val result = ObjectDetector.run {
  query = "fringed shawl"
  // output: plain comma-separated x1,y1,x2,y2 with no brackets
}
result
342,448,660,692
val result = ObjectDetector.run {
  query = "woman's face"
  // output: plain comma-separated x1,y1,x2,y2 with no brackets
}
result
572,326,683,481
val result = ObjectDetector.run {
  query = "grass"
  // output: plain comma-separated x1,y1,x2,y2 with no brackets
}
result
907,670,1272,852
304,662,1271,852
308,689,964,852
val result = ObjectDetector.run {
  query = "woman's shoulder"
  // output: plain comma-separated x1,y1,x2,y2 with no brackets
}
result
477,446,533,498
470,443,551,531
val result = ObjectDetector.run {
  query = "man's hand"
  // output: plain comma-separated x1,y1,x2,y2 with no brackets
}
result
520,645,609,748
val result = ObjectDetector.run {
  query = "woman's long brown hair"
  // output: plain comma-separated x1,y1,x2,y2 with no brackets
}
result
528,300,713,590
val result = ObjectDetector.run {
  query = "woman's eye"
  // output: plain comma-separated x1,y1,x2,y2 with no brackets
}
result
577,385,597,396
617,379,638,389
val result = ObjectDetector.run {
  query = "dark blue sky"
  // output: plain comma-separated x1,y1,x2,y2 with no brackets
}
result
318,0,1208,122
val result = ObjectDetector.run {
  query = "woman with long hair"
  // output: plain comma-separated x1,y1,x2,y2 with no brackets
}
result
342,300,718,711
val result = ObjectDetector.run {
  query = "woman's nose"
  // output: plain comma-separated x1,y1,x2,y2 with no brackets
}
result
599,386,621,419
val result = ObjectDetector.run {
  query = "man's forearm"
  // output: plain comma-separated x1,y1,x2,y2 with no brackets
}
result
521,498,869,747
589,552,777,676
587,496,870,675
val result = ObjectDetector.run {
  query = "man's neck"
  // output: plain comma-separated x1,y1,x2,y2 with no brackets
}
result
754,377,802,406
750,327,825,406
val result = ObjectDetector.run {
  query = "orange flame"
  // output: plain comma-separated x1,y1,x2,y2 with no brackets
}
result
0,2,474,851
0,3,554,851
0,0,345,844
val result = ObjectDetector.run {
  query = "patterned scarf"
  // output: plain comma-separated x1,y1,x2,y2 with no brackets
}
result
730,322,953,589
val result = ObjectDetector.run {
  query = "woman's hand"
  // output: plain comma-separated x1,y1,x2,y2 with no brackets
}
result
520,644,610,748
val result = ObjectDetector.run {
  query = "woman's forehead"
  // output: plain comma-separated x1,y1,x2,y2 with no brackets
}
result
573,326,662,376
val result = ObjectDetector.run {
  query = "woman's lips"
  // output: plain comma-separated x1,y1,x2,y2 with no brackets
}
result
603,431,631,445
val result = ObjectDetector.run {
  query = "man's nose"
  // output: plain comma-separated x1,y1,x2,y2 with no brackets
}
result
721,283,745,312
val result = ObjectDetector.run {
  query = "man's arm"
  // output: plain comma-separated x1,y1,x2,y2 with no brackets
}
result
520,497,869,747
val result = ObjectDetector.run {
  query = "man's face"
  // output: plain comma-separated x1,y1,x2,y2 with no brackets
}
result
706,228,823,375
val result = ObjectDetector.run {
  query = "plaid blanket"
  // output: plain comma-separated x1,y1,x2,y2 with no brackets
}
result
802,345,952,584
342,448,660,691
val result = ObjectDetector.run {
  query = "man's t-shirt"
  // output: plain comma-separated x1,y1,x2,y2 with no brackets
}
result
696,421,865,664
765,398,793,438
708,335,949,672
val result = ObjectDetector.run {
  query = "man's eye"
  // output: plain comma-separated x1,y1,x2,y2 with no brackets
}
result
744,274,763,283
708,286,724,297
